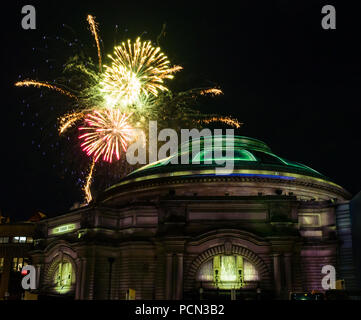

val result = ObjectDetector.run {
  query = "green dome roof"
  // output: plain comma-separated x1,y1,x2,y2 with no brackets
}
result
127,135,327,181
100,135,351,203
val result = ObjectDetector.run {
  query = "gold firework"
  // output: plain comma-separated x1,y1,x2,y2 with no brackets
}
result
200,88,223,96
87,15,102,72
15,80,77,99
100,37,182,107
200,116,243,129
59,112,85,135
83,159,96,203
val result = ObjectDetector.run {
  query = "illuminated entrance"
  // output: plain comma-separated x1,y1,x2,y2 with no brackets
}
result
196,255,259,290
52,258,75,294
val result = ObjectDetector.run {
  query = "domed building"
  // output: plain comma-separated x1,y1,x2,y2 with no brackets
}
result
29,135,359,299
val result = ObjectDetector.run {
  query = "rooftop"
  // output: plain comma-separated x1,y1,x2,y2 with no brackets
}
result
127,135,327,181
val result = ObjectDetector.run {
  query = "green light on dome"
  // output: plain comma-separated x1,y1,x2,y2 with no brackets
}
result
193,148,257,162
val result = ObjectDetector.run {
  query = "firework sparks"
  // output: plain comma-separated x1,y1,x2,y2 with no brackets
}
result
87,15,102,72
59,112,85,135
200,116,243,129
79,109,134,163
164,65,183,75
15,13,239,205
200,88,223,96
83,158,96,203
100,37,181,107
15,80,77,99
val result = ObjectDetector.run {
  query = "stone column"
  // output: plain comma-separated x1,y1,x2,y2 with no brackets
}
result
35,264,42,292
284,253,293,293
165,254,173,299
75,259,82,300
273,253,282,298
80,258,87,299
0,258,11,299
176,253,183,300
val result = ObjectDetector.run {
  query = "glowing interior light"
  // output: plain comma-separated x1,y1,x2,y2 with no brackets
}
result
54,261,73,294
196,255,260,290
51,223,77,235
220,256,237,281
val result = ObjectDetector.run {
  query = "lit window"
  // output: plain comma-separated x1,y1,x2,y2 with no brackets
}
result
0,257,4,273
26,237,33,243
54,260,74,294
196,255,259,290
0,237,9,244
244,260,259,281
299,215,320,227
12,236,28,243
12,257,27,272
19,237,26,243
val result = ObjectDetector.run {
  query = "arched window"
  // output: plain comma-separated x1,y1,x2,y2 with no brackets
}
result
196,255,259,289
53,258,75,294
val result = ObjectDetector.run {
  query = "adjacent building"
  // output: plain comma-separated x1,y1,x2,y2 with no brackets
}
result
0,222,36,299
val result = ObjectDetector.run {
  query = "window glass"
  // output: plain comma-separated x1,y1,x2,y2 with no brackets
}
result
196,255,260,289
299,215,320,227
244,260,259,281
12,257,18,271
0,257,4,273
12,257,25,272
26,237,33,243
0,237,9,244
19,237,27,243
54,260,74,294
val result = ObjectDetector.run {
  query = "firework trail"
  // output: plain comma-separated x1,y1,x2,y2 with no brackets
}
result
200,116,243,129
15,80,77,100
84,158,96,203
59,112,85,135
87,15,102,72
200,88,223,96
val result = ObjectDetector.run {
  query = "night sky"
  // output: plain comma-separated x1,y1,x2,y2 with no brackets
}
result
2,1,361,221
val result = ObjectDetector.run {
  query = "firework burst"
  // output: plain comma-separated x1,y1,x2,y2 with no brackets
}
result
79,109,134,163
100,37,182,107
15,14,235,203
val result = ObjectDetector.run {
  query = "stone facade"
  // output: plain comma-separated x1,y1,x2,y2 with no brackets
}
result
27,136,359,299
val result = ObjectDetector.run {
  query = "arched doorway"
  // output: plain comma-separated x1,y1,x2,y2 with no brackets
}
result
196,255,260,289
184,244,271,300
41,253,77,300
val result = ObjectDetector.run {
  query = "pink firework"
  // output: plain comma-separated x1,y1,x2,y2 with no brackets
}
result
79,109,134,163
